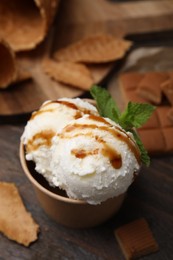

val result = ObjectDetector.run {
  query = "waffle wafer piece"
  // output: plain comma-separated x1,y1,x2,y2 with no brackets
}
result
42,59,94,90
0,0,60,51
0,39,31,89
0,39,16,88
0,182,39,246
54,34,132,63
161,79,173,106
136,72,168,104
115,218,159,260
14,65,31,85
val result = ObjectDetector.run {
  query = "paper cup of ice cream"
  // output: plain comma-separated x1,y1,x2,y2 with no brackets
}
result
20,98,140,228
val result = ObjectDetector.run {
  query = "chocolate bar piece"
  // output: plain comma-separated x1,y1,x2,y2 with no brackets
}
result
136,72,168,104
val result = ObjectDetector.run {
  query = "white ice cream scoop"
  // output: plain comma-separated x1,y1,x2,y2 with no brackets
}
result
50,114,140,204
21,98,98,185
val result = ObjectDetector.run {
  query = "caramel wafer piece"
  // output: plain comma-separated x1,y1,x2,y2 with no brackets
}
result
136,72,168,104
0,182,39,246
42,59,94,90
54,34,132,63
161,79,173,106
115,218,159,260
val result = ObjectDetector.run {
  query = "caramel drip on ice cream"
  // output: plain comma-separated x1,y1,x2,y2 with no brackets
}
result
55,100,79,110
31,100,96,120
71,148,99,159
63,121,140,165
101,143,122,169
71,144,122,169
31,109,55,120
56,100,96,119
26,130,55,152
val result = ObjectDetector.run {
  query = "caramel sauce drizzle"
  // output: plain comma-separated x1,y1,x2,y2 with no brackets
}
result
26,130,55,152
62,118,140,165
71,148,99,159
30,100,95,120
70,134,122,169
31,109,55,120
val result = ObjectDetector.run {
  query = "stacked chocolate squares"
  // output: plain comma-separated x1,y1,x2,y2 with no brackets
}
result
119,71,173,154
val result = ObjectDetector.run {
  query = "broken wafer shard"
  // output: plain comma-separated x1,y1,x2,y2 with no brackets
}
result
0,0,60,51
54,34,132,63
42,58,94,90
0,39,16,88
0,182,39,246
0,39,31,89
115,218,159,260
136,72,168,104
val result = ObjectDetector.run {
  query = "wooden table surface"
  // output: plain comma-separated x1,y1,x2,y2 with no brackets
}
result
1,3,173,259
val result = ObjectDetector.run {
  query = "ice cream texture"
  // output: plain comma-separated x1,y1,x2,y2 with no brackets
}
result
51,114,140,204
22,98,140,204
21,98,98,185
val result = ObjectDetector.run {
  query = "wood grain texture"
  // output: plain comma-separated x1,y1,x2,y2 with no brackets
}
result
53,0,173,47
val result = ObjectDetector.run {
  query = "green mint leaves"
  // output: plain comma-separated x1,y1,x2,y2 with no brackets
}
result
90,84,120,122
90,85,156,166
119,102,156,130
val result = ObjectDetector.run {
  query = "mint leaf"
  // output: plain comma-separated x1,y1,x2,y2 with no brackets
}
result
119,102,156,130
90,85,120,122
90,85,155,166
130,129,150,166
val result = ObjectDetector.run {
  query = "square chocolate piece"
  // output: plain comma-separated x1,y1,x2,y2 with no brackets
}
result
119,72,144,90
138,128,165,154
161,79,173,106
136,72,168,104
157,106,173,127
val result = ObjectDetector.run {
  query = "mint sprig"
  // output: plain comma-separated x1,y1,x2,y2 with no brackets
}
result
90,85,156,166
90,85,120,122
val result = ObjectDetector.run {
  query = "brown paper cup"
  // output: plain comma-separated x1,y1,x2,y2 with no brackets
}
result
20,143,126,228
0,0,60,51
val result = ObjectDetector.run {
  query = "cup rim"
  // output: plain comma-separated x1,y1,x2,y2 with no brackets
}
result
19,142,88,205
